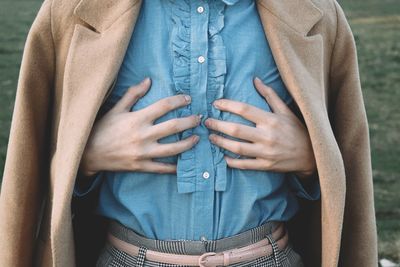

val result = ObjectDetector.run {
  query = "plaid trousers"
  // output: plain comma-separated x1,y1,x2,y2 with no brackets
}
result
96,221,305,267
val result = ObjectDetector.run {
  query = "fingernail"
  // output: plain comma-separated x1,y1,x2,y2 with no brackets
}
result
193,135,200,142
142,77,150,84
209,134,216,141
184,95,191,102
213,100,220,108
254,77,261,83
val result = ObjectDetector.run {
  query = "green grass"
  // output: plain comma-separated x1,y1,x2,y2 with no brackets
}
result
339,0,400,261
0,0,399,262
0,1,44,175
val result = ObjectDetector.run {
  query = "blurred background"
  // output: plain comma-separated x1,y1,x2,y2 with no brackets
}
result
0,0,399,264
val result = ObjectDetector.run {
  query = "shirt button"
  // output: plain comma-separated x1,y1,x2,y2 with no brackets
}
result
202,171,210,179
197,6,204,14
197,56,205,64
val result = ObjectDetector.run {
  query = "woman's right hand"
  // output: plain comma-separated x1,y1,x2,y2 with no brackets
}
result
78,77,201,177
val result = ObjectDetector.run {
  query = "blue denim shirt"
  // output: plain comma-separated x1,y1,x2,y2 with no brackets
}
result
75,0,320,241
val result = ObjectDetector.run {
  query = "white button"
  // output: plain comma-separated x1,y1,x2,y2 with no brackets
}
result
197,56,205,63
197,6,204,14
200,236,207,241
202,171,210,179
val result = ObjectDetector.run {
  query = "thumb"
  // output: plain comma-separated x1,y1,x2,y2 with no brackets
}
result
110,77,151,114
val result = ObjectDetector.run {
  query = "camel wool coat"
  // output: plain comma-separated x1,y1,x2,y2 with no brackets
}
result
0,0,378,266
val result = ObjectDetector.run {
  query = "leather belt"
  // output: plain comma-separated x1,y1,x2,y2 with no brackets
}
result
107,223,289,267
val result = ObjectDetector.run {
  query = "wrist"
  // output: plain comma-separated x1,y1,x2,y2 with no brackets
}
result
295,169,315,179
78,150,99,178
78,164,98,178
294,157,317,180
294,167,317,187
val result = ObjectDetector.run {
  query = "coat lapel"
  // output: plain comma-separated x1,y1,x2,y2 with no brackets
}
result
51,0,143,265
256,0,346,266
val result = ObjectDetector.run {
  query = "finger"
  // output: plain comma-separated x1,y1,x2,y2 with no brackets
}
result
138,94,191,122
111,77,151,114
212,99,271,124
139,160,177,174
209,134,261,158
224,156,266,170
149,115,201,140
253,77,293,115
205,118,263,142
148,135,200,158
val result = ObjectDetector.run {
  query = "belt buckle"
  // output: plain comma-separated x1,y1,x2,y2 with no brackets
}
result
198,252,217,267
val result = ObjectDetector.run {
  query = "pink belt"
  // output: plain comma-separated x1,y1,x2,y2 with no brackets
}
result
107,223,289,267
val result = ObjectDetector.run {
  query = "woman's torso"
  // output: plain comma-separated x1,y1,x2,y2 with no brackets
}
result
95,0,316,241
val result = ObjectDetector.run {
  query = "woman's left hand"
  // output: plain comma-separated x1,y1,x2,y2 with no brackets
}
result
204,77,316,179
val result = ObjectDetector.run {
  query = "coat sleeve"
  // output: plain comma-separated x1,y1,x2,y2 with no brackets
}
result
329,1,378,266
0,0,54,266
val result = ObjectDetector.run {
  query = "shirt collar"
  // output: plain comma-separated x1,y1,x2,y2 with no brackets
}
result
221,0,241,5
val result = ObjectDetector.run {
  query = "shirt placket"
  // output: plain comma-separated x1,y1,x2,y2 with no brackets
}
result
190,0,216,241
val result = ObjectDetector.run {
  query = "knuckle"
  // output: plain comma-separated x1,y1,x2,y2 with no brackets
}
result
139,130,152,141
140,112,152,124
269,116,280,127
165,146,177,155
128,84,138,91
129,162,139,171
130,149,143,161
237,163,247,170
184,139,195,148
160,99,173,110
234,144,243,155
158,167,170,174
129,85,143,96
132,130,146,142
270,134,279,146
264,148,277,161
164,165,176,173
237,104,249,114
191,115,200,126
230,125,241,136
265,132,278,146
267,158,277,169
124,88,137,99
169,120,181,132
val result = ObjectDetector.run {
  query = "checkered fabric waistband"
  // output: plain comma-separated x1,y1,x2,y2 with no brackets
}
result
108,220,284,255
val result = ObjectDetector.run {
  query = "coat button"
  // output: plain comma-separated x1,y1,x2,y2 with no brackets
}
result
202,171,210,179
197,6,204,14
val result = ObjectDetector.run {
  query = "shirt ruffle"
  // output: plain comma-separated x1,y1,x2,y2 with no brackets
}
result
169,0,196,193
169,0,230,193
207,0,228,191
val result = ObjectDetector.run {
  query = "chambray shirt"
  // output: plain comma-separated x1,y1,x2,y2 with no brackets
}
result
75,0,320,241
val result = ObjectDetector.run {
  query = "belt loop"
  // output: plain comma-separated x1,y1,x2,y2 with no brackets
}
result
265,233,281,267
223,251,231,266
135,246,147,267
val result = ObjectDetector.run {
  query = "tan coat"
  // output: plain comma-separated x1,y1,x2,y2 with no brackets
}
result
0,0,378,266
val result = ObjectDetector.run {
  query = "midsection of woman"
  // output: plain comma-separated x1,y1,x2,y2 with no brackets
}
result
82,0,320,241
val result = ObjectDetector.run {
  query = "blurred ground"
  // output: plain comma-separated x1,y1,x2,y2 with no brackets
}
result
0,0,399,262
